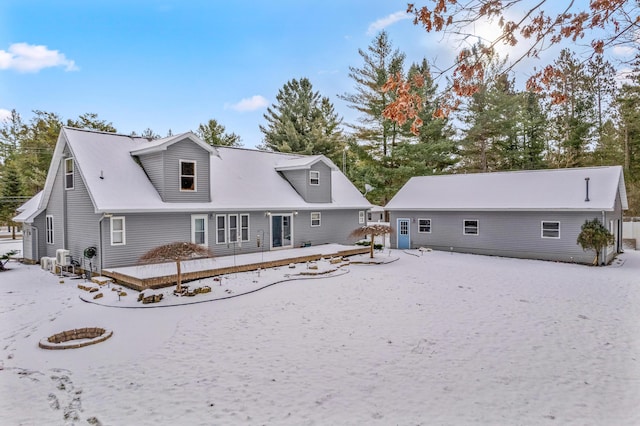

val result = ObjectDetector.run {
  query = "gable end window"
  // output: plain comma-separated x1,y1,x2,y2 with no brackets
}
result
309,170,320,186
110,217,126,245
311,212,321,227
418,219,431,233
46,215,54,244
180,160,196,191
64,158,74,190
463,219,479,235
541,221,560,239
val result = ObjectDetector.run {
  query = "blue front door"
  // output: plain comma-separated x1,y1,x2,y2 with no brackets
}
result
397,218,410,249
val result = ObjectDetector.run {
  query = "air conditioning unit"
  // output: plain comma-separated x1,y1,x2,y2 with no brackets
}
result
56,249,70,267
41,257,55,271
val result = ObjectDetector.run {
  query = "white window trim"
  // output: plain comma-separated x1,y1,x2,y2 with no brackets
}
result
541,221,561,239
311,212,321,227
46,215,54,245
64,158,74,190
191,214,208,247
463,219,479,236
359,211,365,224
240,214,250,242
216,214,226,244
110,216,126,246
309,170,320,186
418,218,432,233
228,214,239,243
179,159,197,192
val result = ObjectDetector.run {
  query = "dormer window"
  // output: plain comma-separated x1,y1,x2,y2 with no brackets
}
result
309,170,320,185
180,160,196,191
64,158,74,190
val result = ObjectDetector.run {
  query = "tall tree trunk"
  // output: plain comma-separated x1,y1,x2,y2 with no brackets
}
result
176,260,182,292
370,233,375,258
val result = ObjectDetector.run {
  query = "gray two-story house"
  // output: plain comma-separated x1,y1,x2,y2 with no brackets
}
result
15,127,371,272
385,166,628,264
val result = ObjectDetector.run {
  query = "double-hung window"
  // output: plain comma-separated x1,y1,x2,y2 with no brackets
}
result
216,214,250,244
216,215,226,244
46,215,54,244
463,219,479,235
191,214,208,246
418,219,431,233
111,217,126,245
309,170,320,185
541,221,560,239
240,214,250,242
311,212,321,227
180,160,196,191
359,211,365,224
228,214,238,243
64,158,74,190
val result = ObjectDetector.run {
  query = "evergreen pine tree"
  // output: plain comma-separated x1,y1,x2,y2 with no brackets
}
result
259,78,345,164
197,119,242,147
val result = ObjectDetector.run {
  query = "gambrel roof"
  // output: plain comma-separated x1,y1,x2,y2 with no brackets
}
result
16,127,370,222
385,166,628,212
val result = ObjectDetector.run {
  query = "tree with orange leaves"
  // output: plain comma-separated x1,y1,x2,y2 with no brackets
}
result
383,0,639,132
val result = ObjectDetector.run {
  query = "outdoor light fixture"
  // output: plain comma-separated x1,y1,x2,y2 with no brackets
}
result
265,211,271,217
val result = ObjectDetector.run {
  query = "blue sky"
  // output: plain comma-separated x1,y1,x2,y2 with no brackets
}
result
0,0,626,148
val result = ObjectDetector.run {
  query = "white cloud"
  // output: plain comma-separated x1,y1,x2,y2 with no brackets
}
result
0,109,11,122
0,43,78,73
612,45,636,57
367,11,411,35
225,95,269,112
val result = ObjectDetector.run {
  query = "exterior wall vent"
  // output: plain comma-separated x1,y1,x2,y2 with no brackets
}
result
585,177,590,202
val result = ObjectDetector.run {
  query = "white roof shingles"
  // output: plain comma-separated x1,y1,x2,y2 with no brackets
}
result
42,127,369,214
13,191,43,223
211,147,367,210
385,166,627,212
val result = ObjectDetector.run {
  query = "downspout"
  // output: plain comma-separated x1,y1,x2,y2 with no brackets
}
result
32,225,39,261
98,214,110,273
601,210,606,265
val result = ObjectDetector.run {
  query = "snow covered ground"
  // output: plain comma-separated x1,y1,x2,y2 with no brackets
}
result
1,239,639,425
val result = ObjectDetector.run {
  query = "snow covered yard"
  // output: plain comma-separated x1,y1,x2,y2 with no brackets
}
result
1,243,639,425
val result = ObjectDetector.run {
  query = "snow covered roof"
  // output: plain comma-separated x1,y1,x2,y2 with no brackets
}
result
34,127,370,214
385,166,628,212
210,147,363,210
129,132,217,156
274,155,338,171
13,191,43,223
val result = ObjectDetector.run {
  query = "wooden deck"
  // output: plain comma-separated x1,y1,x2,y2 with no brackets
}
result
101,245,369,291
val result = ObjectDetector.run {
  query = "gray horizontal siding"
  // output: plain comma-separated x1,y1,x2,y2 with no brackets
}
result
101,212,191,268
66,164,101,272
294,209,363,246
163,140,211,203
306,162,331,203
280,169,307,200
388,210,611,264
33,213,46,261
138,152,165,200
279,163,332,203
45,160,65,257
100,209,366,269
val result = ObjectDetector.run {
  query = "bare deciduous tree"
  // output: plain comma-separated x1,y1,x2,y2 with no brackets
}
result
138,242,213,293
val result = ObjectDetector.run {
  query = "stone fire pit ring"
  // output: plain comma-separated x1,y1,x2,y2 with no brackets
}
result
39,327,113,350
